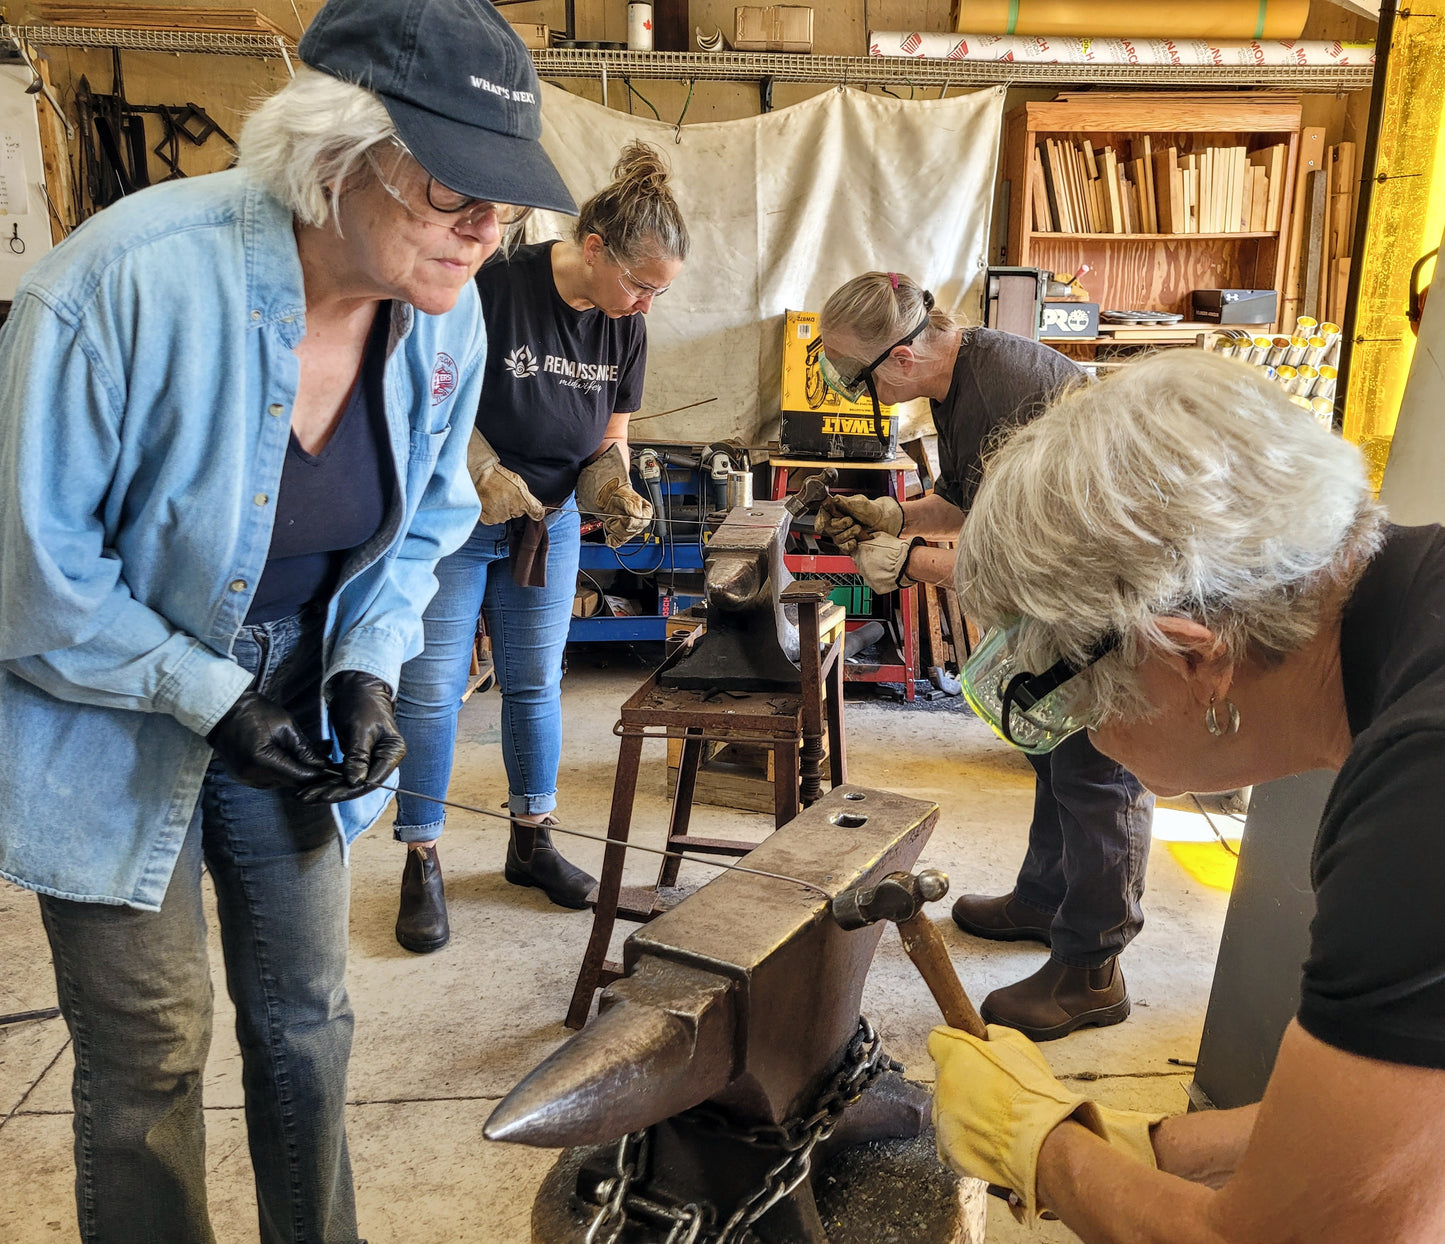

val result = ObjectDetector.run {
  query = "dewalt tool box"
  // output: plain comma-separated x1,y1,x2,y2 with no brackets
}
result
778,309,900,461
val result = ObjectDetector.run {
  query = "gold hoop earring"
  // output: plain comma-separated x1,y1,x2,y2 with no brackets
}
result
1205,695,1241,737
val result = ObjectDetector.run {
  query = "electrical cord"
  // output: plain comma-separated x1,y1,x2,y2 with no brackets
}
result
1189,792,1241,858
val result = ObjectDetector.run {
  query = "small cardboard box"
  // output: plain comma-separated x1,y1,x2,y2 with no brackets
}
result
779,309,899,461
505,20,549,50
1038,301,1100,340
734,5,813,52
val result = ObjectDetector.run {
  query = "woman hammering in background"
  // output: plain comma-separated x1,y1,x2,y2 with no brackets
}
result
816,271,1155,1040
390,141,689,953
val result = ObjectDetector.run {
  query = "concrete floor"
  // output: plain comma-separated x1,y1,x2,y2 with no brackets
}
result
0,645,1232,1243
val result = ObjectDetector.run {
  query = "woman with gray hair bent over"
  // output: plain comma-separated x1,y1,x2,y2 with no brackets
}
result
929,349,1445,1240
0,1,574,1239
817,270,1154,1040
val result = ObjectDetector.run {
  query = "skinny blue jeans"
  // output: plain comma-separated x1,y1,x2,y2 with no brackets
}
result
393,507,581,842
37,607,359,1244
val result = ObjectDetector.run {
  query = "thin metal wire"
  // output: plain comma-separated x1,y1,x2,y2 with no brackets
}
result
377,781,835,900
6,23,296,58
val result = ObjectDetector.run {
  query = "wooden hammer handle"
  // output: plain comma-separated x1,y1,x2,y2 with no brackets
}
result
897,911,987,1039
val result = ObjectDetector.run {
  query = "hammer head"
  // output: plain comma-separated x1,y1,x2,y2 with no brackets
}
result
830,869,950,931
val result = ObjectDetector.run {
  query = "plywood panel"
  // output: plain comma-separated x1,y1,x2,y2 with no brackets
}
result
1028,235,1273,316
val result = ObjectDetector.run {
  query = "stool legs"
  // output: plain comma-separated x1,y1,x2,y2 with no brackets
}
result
566,729,645,1030
656,728,704,889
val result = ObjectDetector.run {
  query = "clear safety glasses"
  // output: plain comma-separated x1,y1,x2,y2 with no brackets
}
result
960,623,1118,755
818,312,932,404
367,145,530,233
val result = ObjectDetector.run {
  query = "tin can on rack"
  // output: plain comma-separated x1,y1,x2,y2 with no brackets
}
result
1311,396,1335,424
1313,364,1337,400
627,2,654,50
1284,336,1309,367
1291,364,1319,396
1303,336,1329,367
1266,335,1291,366
1275,364,1298,385
1294,316,1318,337
1318,321,1341,344
1247,336,1272,365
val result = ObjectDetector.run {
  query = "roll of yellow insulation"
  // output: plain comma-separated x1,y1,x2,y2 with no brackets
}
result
952,0,1308,40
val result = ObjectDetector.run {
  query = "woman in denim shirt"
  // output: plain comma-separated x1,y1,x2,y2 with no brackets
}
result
0,1,574,1240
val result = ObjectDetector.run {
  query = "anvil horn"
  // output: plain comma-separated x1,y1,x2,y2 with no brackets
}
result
484,959,736,1148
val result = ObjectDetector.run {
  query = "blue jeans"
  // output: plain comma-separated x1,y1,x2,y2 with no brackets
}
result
1019,730,1156,968
393,507,581,842
38,608,358,1244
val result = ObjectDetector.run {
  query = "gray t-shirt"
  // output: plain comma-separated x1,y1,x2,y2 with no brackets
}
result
932,328,1083,514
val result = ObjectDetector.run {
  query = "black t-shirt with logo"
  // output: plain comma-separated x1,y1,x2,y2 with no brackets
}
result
473,240,648,506
1298,523,1445,1069
930,328,1083,515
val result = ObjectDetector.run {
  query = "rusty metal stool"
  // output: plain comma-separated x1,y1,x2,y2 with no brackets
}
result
565,583,846,1029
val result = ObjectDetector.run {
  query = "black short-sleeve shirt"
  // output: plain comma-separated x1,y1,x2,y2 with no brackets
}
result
473,241,648,506
1298,523,1445,1068
931,329,1083,514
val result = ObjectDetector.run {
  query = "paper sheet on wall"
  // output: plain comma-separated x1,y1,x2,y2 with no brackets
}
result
524,83,1003,445
0,133,30,216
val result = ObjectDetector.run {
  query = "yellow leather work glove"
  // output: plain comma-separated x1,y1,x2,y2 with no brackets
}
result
852,533,921,596
468,429,545,526
817,493,905,554
928,1024,1165,1224
576,443,653,548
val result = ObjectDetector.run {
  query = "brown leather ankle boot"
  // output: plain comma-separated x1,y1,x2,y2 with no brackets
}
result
951,889,1054,946
980,956,1130,1041
504,817,596,909
396,844,449,953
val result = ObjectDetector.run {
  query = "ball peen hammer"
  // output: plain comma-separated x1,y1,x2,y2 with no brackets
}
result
831,869,987,1038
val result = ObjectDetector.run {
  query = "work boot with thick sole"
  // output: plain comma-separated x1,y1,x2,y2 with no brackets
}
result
396,844,450,953
981,956,1130,1041
951,890,1054,947
505,817,597,909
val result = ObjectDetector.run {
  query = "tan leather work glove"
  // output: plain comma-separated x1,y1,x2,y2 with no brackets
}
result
817,493,905,554
469,429,545,526
852,533,921,596
576,443,653,548
929,1023,1165,1224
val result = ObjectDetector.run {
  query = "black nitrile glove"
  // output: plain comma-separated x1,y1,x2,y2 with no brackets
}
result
298,671,406,804
207,689,330,789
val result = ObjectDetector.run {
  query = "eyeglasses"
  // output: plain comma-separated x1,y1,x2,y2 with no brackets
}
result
367,146,530,233
607,246,672,300
960,622,1118,755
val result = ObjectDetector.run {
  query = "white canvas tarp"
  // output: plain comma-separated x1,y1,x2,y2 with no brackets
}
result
525,82,1005,444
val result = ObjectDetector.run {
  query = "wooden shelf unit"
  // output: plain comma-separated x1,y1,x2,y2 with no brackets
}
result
1006,97,1303,335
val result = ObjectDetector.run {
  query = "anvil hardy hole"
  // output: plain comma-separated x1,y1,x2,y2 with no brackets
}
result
830,812,869,828
843,791,866,801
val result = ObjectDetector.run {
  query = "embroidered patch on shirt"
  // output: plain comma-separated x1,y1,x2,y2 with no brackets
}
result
431,352,458,405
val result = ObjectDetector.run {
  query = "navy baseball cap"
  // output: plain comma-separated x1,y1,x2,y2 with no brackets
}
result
300,0,577,215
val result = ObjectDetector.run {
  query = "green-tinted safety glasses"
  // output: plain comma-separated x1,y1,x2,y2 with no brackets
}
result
960,623,1118,755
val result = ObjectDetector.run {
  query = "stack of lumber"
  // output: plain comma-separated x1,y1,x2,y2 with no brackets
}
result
34,5,293,37
1031,137,1288,236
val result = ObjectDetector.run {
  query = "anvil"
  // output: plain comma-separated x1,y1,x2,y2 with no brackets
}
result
485,786,940,1242
659,500,803,690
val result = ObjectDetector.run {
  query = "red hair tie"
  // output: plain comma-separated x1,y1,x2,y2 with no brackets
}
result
888,272,900,290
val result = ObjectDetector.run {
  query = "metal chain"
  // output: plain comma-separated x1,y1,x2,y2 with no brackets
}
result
583,1017,899,1244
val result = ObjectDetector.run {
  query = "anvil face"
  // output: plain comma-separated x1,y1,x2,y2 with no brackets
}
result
485,786,940,1149
659,501,801,690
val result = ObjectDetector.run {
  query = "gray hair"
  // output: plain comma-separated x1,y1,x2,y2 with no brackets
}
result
820,271,960,366
955,350,1385,723
575,141,689,265
238,66,396,228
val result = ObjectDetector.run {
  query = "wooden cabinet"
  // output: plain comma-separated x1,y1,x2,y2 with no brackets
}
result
1005,95,1303,343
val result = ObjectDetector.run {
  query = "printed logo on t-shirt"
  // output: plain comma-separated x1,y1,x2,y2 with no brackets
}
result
430,352,458,405
503,345,540,379
542,353,619,396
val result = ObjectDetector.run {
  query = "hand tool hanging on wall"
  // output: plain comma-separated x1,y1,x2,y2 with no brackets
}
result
73,49,236,217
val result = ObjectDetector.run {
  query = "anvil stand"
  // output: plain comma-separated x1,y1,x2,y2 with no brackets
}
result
566,582,846,1032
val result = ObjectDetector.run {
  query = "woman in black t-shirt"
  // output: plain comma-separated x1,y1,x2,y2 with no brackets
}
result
926,349,1445,1241
390,143,689,952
